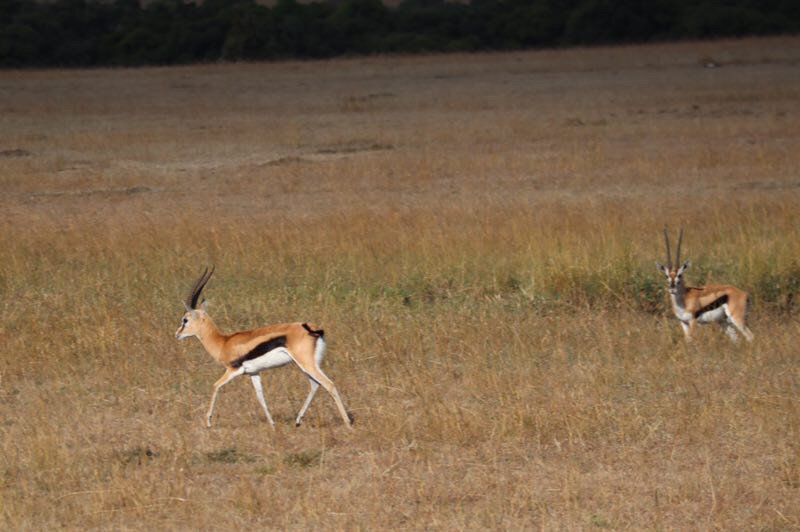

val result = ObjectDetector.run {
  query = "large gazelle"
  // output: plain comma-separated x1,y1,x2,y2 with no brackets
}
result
656,228,754,343
175,267,352,429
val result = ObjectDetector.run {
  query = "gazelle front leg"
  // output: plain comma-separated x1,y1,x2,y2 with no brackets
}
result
206,367,244,428
250,374,275,428
680,320,693,342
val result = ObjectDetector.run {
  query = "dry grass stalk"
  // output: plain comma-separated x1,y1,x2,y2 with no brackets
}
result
1,36,799,529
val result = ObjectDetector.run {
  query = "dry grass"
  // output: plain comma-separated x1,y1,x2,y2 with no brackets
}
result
1,36,799,529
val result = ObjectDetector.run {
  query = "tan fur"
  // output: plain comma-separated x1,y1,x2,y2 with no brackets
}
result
681,283,748,316
658,228,753,343
184,315,317,368
176,270,352,429
660,267,754,342
680,283,751,338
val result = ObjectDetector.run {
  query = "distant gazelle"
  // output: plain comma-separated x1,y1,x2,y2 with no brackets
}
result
175,267,352,428
656,228,753,343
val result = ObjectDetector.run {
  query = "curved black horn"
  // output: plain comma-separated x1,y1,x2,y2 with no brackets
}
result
185,266,214,310
663,226,672,270
676,227,684,266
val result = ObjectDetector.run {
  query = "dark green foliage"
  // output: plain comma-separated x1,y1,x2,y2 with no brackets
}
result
564,0,679,44
751,265,800,313
206,447,256,464
116,446,159,466
283,449,322,468
0,0,798,67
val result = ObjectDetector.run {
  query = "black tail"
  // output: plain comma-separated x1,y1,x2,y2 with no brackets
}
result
302,323,324,337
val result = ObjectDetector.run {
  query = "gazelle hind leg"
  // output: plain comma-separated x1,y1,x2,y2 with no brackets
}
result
249,374,275,428
734,321,754,342
295,378,320,427
305,366,352,428
727,305,754,342
206,367,244,428
721,322,739,343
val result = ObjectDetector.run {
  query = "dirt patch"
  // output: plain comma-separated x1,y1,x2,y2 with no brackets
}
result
29,186,154,198
0,149,32,158
736,180,800,190
314,141,394,155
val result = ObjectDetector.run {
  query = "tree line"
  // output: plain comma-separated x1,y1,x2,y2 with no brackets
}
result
1,0,798,67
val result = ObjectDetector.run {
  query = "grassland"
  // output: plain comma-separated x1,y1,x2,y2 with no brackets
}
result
1,37,799,529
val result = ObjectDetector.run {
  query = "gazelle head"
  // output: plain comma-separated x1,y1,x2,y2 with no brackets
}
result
656,227,691,295
176,266,214,340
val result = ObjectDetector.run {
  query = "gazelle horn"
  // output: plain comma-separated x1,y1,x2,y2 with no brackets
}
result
663,226,672,270
186,266,214,310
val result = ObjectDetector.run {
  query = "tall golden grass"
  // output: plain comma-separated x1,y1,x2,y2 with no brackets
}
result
1,37,799,529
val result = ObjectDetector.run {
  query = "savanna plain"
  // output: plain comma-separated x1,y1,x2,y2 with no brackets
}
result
1,37,799,530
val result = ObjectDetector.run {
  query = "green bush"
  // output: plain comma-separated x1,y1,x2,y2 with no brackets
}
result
1,0,799,67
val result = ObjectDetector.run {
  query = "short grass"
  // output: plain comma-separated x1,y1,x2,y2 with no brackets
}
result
1,36,799,529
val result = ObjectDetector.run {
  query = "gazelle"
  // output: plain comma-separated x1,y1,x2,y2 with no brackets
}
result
656,227,753,343
175,267,353,429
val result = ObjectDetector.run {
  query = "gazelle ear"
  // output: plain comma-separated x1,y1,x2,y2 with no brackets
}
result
201,299,208,311
183,300,192,311
655,261,668,274
680,259,691,272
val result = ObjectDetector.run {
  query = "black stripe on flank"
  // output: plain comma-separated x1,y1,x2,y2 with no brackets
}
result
694,294,728,320
302,323,324,337
230,336,288,368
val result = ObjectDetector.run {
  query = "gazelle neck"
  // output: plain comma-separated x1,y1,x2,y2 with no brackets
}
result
196,316,226,361
669,282,691,320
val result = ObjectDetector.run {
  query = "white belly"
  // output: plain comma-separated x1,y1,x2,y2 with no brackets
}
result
696,305,727,324
241,348,294,374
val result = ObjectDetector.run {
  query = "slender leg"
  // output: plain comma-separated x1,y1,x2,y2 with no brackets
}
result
305,366,353,428
726,306,754,342
721,322,739,343
732,319,754,342
680,321,692,342
206,367,244,428
295,378,320,427
250,374,275,428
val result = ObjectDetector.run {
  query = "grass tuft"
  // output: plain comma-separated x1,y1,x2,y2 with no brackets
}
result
283,450,322,468
206,448,256,464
